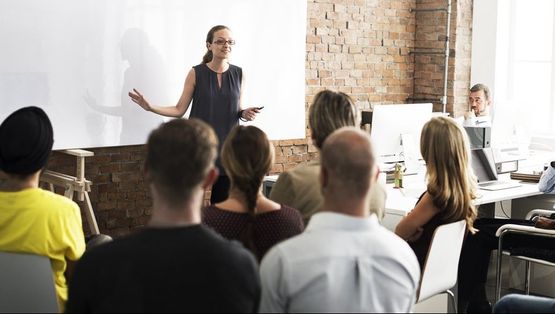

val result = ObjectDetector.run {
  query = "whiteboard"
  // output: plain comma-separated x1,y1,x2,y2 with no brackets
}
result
0,0,307,149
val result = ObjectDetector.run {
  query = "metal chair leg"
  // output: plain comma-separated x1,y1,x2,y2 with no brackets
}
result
446,289,457,313
525,260,531,295
495,233,506,302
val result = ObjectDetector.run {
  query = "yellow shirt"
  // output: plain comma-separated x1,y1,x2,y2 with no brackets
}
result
0,188,86,312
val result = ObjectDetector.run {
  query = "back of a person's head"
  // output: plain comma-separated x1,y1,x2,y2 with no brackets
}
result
146,118,218,206
420,116,477,230
221,125,273,213
309,90,357,149
321,127,375,201
0,106,54,177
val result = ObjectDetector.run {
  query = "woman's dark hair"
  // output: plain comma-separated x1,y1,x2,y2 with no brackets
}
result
221,125,273,257
202,25,230,64
222,125,273,214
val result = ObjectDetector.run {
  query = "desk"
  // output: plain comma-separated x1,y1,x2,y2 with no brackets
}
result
383,173,542,231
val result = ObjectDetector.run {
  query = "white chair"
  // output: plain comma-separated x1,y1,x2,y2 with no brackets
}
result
0,251,59,313
415,220,467,313
495,209,555,302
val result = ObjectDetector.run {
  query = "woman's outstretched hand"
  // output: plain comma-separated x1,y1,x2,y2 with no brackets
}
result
129,88,152,112
241,107,262,121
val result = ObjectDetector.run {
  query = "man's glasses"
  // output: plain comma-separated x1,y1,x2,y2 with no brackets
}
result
213,39,236,46
469,97,484,104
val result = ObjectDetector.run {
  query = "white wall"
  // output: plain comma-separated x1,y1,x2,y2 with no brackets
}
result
0,0,307,149
470,0,498,92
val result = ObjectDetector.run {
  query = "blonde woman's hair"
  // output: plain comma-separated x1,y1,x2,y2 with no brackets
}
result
309,90,357,149
420,116,477,232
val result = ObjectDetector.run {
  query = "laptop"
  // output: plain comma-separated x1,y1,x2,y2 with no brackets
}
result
471,148,521,191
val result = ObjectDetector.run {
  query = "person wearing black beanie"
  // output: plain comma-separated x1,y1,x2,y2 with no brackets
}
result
0,106,54,176
0,106,86,312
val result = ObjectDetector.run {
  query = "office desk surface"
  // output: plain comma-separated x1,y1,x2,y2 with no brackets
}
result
383,173,542,230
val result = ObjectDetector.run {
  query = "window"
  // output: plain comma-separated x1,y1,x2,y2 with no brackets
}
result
472,0,555,146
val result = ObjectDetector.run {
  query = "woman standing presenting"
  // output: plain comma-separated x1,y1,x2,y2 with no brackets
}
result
129,25,260,203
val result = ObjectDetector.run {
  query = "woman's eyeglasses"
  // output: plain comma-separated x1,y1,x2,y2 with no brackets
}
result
213,39,236,46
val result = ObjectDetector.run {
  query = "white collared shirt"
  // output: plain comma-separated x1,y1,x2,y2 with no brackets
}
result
463,115,492,127
259,212,420,313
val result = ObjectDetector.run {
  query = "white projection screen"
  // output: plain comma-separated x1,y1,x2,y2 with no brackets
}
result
0,0,307,149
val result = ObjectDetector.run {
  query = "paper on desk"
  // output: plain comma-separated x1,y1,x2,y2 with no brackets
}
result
401,187,426,199
386,188,420,216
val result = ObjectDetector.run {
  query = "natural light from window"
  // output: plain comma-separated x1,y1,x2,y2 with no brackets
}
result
473,0,555,150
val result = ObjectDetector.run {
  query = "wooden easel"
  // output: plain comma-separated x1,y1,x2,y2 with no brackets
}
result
40,149,99,235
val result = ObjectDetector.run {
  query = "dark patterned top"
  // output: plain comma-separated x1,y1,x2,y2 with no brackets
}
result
202,204,304,261
191,63,241,172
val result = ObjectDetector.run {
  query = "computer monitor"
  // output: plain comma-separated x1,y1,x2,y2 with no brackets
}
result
370,103,433,162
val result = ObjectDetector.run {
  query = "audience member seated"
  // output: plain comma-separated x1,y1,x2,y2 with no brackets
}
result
202,125,304,261
66,119,260,313
0,107,86,312
259,127,420,313
395,116,478,269
457,163,555,313
493,294,555,313
269,90,386,224
464,83,493,126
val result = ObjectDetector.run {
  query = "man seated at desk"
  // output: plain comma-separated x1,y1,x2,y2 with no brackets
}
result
466,83,493,125
458,83,493,127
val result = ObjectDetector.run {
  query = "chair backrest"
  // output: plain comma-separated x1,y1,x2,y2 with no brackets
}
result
417,220,467,303
0,251,59,313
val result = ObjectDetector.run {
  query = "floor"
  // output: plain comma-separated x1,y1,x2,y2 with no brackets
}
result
484,251,551,304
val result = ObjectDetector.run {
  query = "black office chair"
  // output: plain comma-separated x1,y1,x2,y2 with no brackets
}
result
495,209,555,302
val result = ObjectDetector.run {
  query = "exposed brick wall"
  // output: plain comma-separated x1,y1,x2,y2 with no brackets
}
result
412,0,473,114
412,0,450,110
275,0,417,176
452,0,473,117
46,0,473,238
47,146,150,238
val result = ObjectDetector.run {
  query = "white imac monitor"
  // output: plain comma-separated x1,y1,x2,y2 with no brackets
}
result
370,103,433,163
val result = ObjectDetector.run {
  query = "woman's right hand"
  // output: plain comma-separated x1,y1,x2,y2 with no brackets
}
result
129,88,152,112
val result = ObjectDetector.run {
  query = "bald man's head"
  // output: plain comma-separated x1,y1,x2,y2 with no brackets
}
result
321,127,376,200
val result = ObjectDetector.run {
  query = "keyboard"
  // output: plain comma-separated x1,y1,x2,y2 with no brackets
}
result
478,180,521,191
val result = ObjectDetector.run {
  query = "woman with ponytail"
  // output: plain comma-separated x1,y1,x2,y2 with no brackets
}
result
202,125,304,261
129,25,261,204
